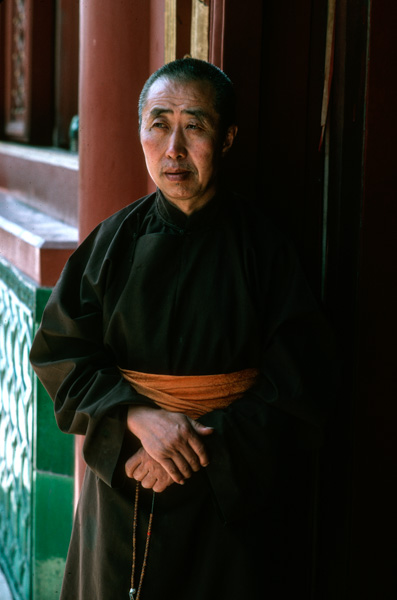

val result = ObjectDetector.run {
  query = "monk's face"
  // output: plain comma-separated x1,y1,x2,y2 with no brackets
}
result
140,77,236,215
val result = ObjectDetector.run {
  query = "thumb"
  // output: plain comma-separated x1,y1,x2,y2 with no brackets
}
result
190,420,214,436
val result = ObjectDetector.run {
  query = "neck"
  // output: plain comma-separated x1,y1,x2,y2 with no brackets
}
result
162,193,215,216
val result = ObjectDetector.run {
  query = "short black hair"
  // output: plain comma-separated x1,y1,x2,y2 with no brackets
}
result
138,58,236,134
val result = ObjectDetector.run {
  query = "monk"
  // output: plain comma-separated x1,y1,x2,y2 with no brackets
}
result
30,58,335,599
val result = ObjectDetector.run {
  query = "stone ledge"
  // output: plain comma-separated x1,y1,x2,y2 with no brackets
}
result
0,142,79,227
0,192,78,287
0,142,78,169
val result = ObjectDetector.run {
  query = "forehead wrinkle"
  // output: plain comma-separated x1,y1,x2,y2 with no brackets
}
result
149,107,172,118
147,106,216,124
183,108,213,122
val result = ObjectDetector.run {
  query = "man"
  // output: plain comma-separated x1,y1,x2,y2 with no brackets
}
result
30,58,334,599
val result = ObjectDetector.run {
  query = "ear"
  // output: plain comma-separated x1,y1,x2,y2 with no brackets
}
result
221,124,238,157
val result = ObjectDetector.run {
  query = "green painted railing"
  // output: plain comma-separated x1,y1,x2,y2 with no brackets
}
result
0,258,74,600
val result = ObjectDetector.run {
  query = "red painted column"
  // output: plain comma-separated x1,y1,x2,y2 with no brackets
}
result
78,1,150,242
75,0,164,506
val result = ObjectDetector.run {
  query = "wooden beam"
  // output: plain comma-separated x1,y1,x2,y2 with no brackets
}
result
165,0,177,63
191,0,209,60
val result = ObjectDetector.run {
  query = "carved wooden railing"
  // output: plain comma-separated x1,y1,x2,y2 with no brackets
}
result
0,258,74,600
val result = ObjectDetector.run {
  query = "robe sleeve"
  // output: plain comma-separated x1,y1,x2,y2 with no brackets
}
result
199,237,338,523
30,218,154,487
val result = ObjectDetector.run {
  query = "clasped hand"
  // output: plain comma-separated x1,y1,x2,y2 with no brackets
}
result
125,406,213,492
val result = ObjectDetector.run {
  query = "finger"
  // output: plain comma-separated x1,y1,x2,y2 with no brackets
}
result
189,420,213,466
176,444,202,473
191,421,214,436
153,476,173,493
152,478,168,493
131,464,147,481
140,444,186,484
140,472,157,490
160,457,186,485
125,454,142,478
187,435,210,467
162,419,210,471
169,450,200,479
152,480,167,493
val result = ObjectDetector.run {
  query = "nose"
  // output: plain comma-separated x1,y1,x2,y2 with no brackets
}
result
166,127,187,160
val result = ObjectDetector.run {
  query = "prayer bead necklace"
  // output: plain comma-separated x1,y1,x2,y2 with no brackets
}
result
129,482,155,600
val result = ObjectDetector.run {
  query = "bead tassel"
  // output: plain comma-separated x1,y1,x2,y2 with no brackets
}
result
129,482,155,599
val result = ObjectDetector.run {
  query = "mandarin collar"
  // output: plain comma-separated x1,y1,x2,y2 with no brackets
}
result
155,189,222,232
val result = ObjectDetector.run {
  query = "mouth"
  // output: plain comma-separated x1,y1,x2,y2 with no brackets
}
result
163,169,191,182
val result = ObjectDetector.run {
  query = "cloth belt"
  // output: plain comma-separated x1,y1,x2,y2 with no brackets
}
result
119,368,260,419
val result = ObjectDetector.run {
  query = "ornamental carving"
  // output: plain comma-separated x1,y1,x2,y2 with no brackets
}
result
0,273,33,600
10,0,27,121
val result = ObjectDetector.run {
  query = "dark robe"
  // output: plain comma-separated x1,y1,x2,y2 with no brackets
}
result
30,190,335,599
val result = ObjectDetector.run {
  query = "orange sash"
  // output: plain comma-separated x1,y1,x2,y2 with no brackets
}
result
119,368,260,419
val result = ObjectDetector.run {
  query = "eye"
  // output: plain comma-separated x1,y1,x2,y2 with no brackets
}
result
186,123,200,130
152,121,167,129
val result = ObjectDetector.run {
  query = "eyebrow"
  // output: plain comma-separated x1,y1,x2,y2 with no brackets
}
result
149,107,213,122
